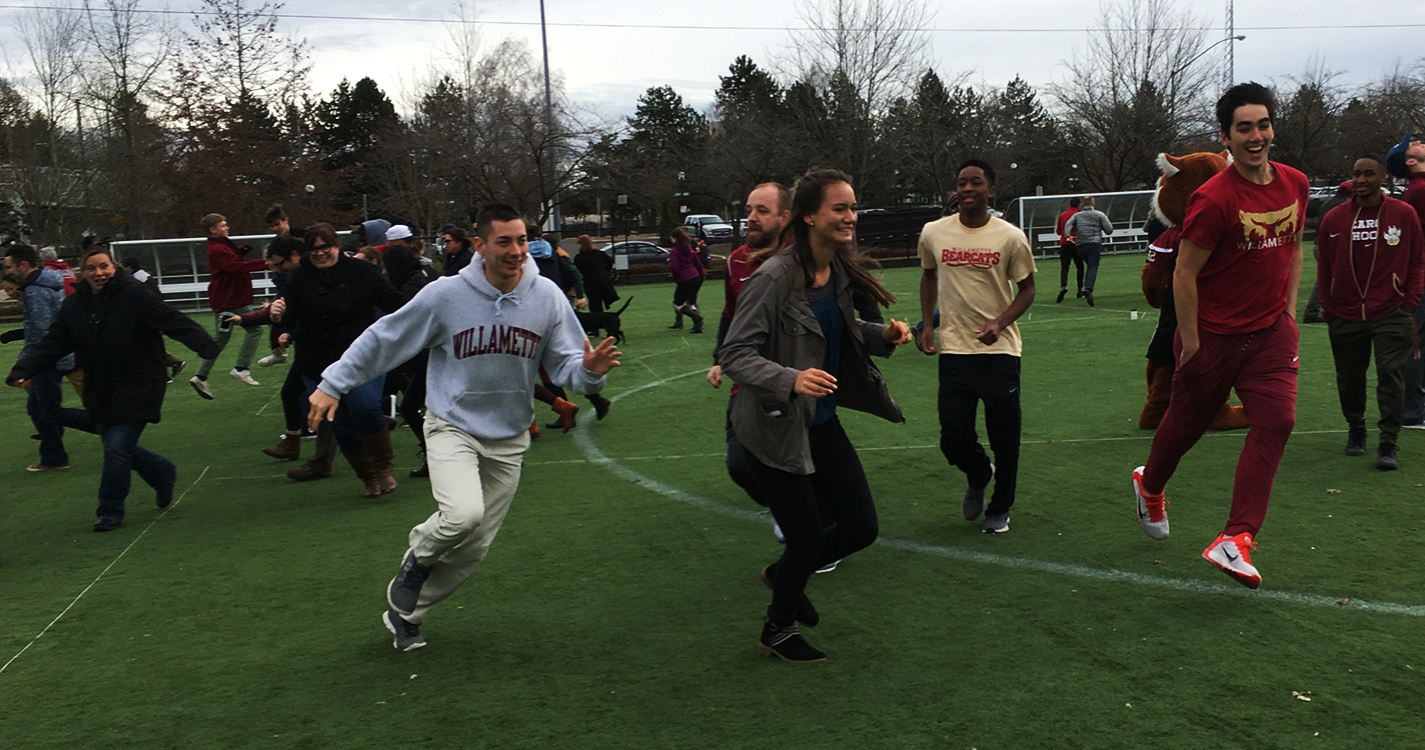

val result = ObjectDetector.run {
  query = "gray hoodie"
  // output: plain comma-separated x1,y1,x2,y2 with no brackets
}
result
318,253,605,440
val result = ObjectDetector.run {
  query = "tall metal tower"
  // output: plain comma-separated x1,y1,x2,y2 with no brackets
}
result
1224,0,1235,89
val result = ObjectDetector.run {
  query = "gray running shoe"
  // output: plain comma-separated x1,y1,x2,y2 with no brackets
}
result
1132,465,1169,540
773,521,785,544
383,608,426,651
387,550,433,616
982,513,1009,534
189,375,213,400
962,464,994,520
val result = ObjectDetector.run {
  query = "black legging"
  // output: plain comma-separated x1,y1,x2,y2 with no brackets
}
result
281,366,306,433
673,277,703,307
746,417,878,626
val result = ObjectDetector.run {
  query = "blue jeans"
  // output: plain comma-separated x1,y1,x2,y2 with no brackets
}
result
303,374,386,453
27,369,68,466
95,422,176,524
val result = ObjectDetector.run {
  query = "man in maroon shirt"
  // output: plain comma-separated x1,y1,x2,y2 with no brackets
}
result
1386,133,1425,429
1130,83,1309,589
1318,154,1425,469
191,213,269,399
1055,197,1083,303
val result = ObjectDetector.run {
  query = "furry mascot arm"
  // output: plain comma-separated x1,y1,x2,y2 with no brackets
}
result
1142,265,1171,309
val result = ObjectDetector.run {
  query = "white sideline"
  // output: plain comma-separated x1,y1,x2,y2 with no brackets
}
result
575,369,1425,619
1,466,211,676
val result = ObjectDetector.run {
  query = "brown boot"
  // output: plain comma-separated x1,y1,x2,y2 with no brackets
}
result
364,427,398,495
287,423,336,481
1138,360,1174,430
343,446,383,498
262,432,302,461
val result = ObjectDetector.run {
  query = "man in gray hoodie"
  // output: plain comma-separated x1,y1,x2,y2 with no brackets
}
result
4,244,76,471
310,203,622,651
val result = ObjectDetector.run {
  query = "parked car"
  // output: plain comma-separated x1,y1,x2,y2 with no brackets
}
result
683,214,736,243
601,240,670,270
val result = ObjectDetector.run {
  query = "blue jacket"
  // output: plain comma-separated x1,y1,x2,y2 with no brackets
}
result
18,267,74,372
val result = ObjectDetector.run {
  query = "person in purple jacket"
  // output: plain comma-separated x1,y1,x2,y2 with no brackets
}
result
668,227,705,333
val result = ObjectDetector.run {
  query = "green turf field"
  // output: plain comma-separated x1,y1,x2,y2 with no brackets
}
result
3,253,1423,749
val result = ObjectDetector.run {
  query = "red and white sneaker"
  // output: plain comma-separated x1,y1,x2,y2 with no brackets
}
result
1202,532,1261,589
1132,466,1169,540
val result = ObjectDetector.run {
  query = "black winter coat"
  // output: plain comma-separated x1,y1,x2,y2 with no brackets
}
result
280,254,407,379
574,249,618,309
8,271,218,425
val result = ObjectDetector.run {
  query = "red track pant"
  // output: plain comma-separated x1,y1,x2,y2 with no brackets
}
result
1142,311,1299,537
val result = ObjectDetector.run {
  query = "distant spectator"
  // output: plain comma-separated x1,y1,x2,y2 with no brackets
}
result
573,234,618,314
668,227,704,332
1063,196,1113,306
191,212,267,398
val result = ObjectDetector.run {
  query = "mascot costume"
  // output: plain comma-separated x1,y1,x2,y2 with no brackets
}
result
1138,151,1249,430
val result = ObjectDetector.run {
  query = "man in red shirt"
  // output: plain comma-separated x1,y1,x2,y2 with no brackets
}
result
1318,154,1425,469
1386,134,1425,430
191,213,269,399
1130,83,1309,589
1055,197,1082,303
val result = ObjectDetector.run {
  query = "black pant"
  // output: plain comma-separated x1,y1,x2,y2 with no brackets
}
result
1077,242,1103,292
673,277,702,307
937,354,1022,516
1058,243,1084,291
725,395,764,506
1328,307,1414,444
746,417,878,626
281,366,306,433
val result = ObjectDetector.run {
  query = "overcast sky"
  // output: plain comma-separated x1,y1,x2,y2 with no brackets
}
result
2,0,1422,121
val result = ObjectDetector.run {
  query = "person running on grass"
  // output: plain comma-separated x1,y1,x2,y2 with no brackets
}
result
309,202,620,652
721,169,912,663
917,159,1037,534
191,213,268,398
1131,83,1309,589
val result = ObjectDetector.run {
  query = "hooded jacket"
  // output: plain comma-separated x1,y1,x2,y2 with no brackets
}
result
9,270,218,425
319,253,605,441
278,253,407,379
16,267,72,371
206,235,269,310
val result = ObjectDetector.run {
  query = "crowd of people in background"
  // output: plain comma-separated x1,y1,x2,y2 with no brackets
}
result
4,81,1425,663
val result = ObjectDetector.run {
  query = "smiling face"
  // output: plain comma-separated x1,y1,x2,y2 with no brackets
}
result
2,254,32,284
475,218,529,291
806,181,857,249
308,238,340,269
1220,104,1273,172
1352,157,1386,203
956,165,995,213
82,253,116,293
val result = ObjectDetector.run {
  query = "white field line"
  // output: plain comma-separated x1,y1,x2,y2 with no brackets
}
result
574,369,1425,618
1,466,212,676
254,388,284,416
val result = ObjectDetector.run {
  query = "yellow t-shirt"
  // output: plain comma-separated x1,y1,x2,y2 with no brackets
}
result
917,214,1036,356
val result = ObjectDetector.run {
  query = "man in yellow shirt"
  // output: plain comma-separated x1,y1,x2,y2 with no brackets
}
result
917,159,1037,533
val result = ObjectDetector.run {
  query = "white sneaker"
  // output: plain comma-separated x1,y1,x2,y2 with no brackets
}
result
1132,465,1170,541
230,368,260,386
773,521,785,544
814,559,840,574
257,350,287,367
189,376,213,400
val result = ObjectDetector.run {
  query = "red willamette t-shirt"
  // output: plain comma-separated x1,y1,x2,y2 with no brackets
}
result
1180,162,1309,334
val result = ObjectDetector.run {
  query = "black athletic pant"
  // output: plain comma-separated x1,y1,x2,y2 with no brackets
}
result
673,277,703,307
281,365,306,433
1058,242,1084,291
746,417,878,626
937,353,1022,517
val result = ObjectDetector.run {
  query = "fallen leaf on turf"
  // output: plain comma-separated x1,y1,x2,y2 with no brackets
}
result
1126,703,1132,708
1337,598,1350,606
1326,489,1341,494
1292,691,1312,701
1152,559,1162,565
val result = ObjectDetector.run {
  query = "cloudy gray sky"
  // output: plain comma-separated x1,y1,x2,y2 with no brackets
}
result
2,0,1423,120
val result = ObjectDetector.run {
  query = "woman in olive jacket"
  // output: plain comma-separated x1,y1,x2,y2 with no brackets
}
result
8,248,219,532
720,169,912,663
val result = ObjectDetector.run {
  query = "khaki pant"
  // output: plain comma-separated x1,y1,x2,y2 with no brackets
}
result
403,414,528,622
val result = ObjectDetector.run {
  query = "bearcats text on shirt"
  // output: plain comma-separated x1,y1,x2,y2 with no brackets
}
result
939,248,1002,269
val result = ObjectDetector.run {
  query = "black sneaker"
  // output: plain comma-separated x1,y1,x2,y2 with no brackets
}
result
589,393,612,420
760,565,819,627
93,518,122,532
1085,291,1095,307
383,608,427,651
759,618,825,663
1056,288,1067,303
1378,443,1399,471
156,478,176,509
1345,428,1367,456
387,550,433,615
409,463,429,478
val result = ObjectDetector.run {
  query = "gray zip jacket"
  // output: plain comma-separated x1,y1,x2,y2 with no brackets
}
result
719,248,903,474
1065,208,1113,245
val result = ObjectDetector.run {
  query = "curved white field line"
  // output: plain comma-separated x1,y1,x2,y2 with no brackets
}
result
574,369,1425,618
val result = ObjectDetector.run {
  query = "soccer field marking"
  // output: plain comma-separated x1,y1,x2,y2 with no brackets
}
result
0,466,211,676
254,388,284,416
579,370,1425,619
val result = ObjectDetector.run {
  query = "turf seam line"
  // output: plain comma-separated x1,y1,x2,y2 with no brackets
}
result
0,465,211,676
578,369,1425,619
254,388,284,416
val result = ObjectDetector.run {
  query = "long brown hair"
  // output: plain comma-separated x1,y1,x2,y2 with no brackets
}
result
779,168,894,307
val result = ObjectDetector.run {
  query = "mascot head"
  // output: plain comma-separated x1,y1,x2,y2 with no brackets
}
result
1151,151,1229,227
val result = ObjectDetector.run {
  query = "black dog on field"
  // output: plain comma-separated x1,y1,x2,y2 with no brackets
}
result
576,297,633,344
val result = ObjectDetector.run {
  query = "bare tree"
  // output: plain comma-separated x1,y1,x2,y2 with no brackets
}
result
176,0,311,107
18,6,83,134
784,0,934,117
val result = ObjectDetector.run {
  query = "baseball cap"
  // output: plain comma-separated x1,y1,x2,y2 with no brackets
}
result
1339,180,1353,192
386,225,415,242
1386,132,1414,179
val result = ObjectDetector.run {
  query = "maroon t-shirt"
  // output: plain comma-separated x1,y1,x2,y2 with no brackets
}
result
1147,226,1180,273
1180,162,1309,334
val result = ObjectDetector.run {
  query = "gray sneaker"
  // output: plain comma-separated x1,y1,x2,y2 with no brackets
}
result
383,608,426,651
963,464,994,520
387,550,432,616
189,375,213,400
982,513,1009,534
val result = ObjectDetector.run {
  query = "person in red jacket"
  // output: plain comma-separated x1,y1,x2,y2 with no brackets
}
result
190,213,268,399
1317,154,1425,469
1054,197,1083,303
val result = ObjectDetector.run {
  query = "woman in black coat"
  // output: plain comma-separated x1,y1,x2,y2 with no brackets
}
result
573,234,618,314
7,248,219,532
267,224,408,497
380,243,434,477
